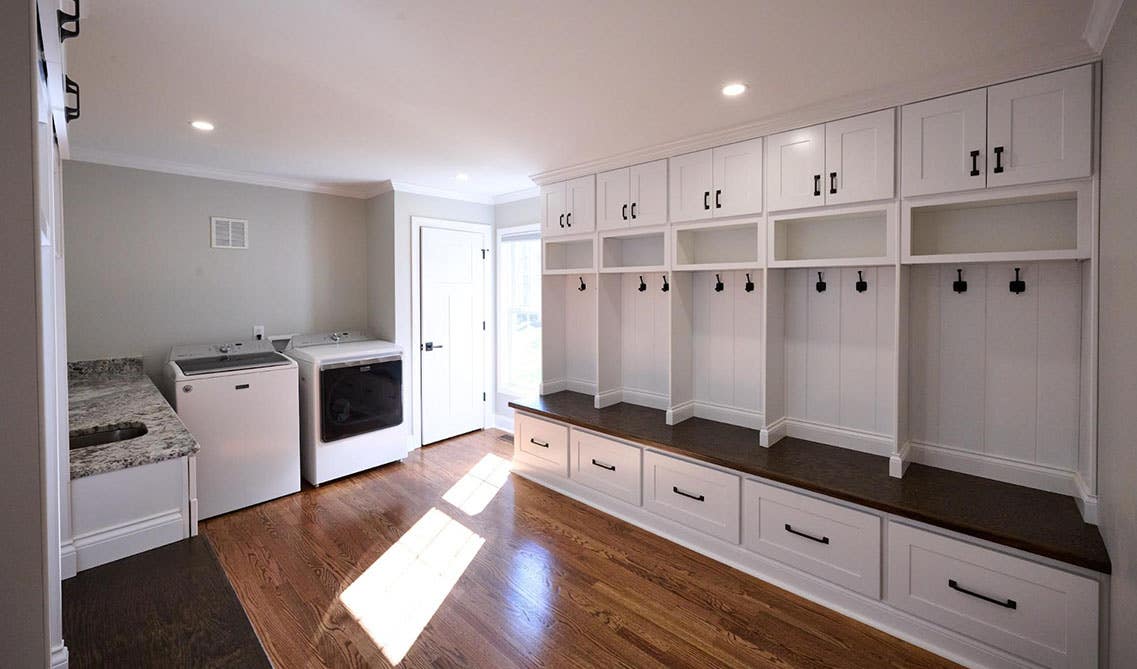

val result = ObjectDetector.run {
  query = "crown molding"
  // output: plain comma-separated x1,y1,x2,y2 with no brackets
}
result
1084,0,1125,53
493,187,540,205
68,146,380,198
529,42,1099,186
387,180,496,205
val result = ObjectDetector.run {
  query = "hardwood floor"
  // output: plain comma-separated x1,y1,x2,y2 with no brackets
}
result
203,429,958,668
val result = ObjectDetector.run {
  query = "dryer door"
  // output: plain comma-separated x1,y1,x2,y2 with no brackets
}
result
319,355,403,443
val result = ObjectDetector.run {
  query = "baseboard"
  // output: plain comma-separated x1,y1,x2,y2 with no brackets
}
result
760,417,787,447
619,388,670,410
595,388,622,408
907,440,1078,498
60,540,77,579
783,418,894,457
890,441,912,478
542,378,596,396
494,412,515,433
1074,471,1099,525
73,509,187,572
666,401,695,425
692,402,763,430
540,379,566,394
50,642,68,669
510,467,1031,669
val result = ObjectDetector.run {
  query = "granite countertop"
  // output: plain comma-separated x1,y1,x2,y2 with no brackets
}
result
68,358,199,479
510,391,1111,574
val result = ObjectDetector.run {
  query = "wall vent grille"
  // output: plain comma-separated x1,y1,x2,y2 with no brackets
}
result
211,217,249,249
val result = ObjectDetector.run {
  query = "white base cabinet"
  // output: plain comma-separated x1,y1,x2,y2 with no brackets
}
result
570,428,642,505
643,451,740,543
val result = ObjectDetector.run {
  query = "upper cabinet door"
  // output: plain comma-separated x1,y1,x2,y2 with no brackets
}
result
628,159,668,227
596,168,630,231
901,89,987,197
564,175,596,234
766,125,825,211
540,181,567,236
712,137,763,218
987,65,1092,189
824,109,894,205
668,149,714,223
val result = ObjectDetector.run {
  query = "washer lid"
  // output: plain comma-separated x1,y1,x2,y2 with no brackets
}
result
284,339,401,365
174,351,292,376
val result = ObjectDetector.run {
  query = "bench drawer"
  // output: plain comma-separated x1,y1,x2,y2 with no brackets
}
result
570,429,642,505
514,413,569,477
643,451,740,543
886,522,1098,668
742,480,881,598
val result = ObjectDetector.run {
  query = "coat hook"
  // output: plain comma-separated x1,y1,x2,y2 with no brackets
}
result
714,274,724,292
744,273,755,292
638,275,647,292
855,270,868,293
578,276,586,291
815,271,826,293
661,274,669,292
1009,267,1026,294
952,268,967,293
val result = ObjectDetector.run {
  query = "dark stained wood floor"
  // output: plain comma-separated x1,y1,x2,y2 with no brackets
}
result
203,429,959,668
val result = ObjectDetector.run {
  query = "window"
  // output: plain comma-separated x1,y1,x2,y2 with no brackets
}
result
497,226,541,396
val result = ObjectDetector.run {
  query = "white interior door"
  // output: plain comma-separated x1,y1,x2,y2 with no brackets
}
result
420,225,487,445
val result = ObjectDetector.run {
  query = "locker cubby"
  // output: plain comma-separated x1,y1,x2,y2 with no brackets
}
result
595,272,671,409
543,235,595,273
540,273,597,395
668,270,764,429
902,180,1091,264
672,219,763,270
769,203,896,268
600,227,668,272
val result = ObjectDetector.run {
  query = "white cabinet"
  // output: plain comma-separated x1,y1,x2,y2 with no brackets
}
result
987,65,1093,188
514,413,570,476
642,451,740,543
669,137,763,223
597,160,668,230
901,89,988,197
902,65,1092,197
541,176,596,236
570,428,642,505
768,109,894,211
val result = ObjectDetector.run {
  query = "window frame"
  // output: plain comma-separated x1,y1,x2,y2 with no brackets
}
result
496,223,542,399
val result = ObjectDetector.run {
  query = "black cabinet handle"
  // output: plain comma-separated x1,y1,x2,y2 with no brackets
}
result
558,214,564,228
829,172,837,195
64,76,80,123
235,384,250,390
566,212,572,227
529,438,549,448
715,189,722,209
993,146,1005,174
622,204,628,220
672,486,705,502
813,174,821,197
59,0,80,42
969,150,980,177
948,579,1017,609
631,202,637,219
784,523,830,544
703,191,710,210
591,458,615,471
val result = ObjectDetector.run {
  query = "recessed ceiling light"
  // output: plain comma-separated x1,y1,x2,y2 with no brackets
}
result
190,120,215,131
456,173,470,182
721,83,747,97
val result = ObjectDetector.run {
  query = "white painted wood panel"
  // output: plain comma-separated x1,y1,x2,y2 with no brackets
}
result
1036,262,1080,470
668,149,713,223
596,167,630,231
712,137,764,218
839,267,880,433
540,274,597,393
901,89,987,197
691,271,763,418
643,451,740,543
515,413,569,476
824,109,895,206
570,428,642,506
805,270,841,425
628,159,669,227
619,272,670,405
766,125,825,211
565,174,596,233
540,181,567,235
596,273,622,402
985,264,1038,462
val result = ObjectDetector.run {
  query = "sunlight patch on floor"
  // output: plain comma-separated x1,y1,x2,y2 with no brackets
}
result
339,508,485,665
441,452,512,516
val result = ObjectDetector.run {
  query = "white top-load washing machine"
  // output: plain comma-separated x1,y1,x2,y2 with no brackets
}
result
284,331,408,485
165,339,301,520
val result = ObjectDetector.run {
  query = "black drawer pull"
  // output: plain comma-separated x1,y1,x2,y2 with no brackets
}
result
565,212,572,227
784,523,829,544
829,172,837,195
622,203,628,220
631,202,637,219
234,383,250,390
969,149,980,177
948,579,1017,610
813,174,821,197
529,438,549,448
672,486,704,502
591,459,615,471
993,146,1005,174
703,191,710,210
714,189,721,208
558,214,564,228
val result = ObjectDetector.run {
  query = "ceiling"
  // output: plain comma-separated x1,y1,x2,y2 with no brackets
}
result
67,1,1100,200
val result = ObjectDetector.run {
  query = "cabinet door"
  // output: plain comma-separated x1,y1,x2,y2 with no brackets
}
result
668,149,714,223
766,125,825,211
596,168,630,231
825,109,894,205
987,65,1092,188
712,137,764,218
565,174,596,234
628,159,668,227
901,89,987,197
540,182,567,236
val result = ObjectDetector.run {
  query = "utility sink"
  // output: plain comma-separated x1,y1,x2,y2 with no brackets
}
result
69,422,148,450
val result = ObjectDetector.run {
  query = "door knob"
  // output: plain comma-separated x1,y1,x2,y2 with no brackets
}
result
423,342,444,351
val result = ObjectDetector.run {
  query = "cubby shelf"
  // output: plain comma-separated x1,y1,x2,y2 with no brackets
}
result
599,226,669,273
672,218,764,271
768,203,897,268
543,234,596,274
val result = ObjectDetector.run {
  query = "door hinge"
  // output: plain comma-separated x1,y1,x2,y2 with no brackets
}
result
482,392,486,401
482,320,485,331
481,248,487,260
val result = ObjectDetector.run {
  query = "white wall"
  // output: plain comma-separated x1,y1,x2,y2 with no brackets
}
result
63,161,371,381
1099,2,1137,666
0,0,48,663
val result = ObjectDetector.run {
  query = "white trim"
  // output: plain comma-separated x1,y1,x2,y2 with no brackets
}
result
782,418,895,457
906,439,1081,499
1075,471,1100,525
494,412,515,433
493,187,540,205
72,509,187,572
50,643,68,669
1083,0,1125,53
760,417,788,448
59,541,76,580
389,180,497,205
541,378,596,396
496,223,542,403
668,400,764,430
529,51,1098,186
890,440,912,478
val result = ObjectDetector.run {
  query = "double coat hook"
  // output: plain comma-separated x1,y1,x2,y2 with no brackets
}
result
578,276,586,291
1009,267,1026,294
745,273,755,292
661,274,669,292
714,274,724,292
855,271,868,293
815,272,826,293
637,275,647,292
953,269,967,293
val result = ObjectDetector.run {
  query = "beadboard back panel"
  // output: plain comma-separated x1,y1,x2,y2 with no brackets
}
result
782,267,896,436
541,274,597,392
907,261,1082,470
596,273,670,407
691,270,764,413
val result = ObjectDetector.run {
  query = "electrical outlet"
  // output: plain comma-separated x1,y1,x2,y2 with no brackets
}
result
253,325,265,341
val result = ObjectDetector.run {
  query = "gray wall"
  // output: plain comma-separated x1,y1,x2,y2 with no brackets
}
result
1,0,48,663
1099,2,1137,666
63,161,371,381
493,197,540,422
